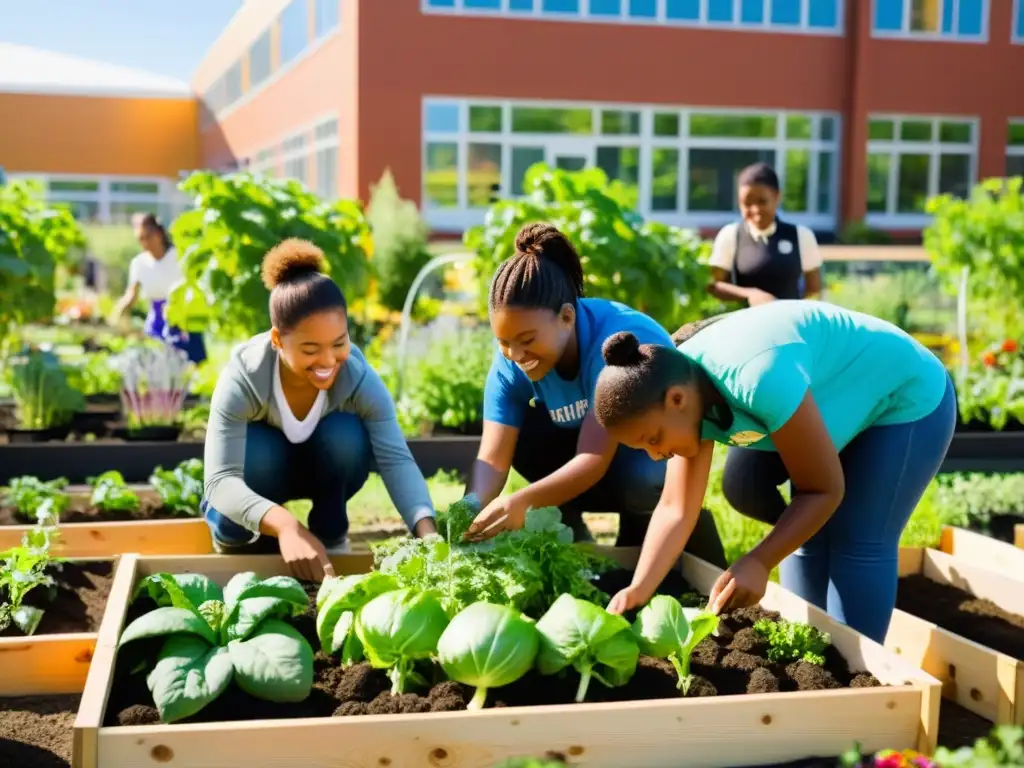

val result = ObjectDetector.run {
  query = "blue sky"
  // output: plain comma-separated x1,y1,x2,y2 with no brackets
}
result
0,0,243,81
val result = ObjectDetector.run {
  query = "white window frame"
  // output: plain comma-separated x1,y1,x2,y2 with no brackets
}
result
422,97,841,233
421,0,845,35
5,173,189,225
864,113,979,230
242,113,340,196
312,117,340,200
248,28,274,90
871,0,989,42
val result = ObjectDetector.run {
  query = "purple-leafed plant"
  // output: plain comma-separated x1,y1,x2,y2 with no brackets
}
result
115,343,193,429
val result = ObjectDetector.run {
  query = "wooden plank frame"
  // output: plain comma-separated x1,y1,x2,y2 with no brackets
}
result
886,547,1024,727
938,526,1024,574
1016,524,1024,550
0,556,129,697
0,518,213,558
73,549,939,768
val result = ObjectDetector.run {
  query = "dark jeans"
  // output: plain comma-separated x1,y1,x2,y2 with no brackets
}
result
720,376,957,643
514,404,727,568
202,411,372,553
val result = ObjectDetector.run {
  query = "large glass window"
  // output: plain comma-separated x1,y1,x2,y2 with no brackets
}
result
1007,120,1024,177
421,98,840,230
282,134,309,185
866,115,977,222
15,176,180,225
315,0,340,37
279,0,309,67
248,30,273,90
1016,0,1024,41
224,61,243,104
873,0,986,39
423,0,843,30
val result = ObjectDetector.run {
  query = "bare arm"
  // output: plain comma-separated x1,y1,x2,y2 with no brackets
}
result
110,283,139,323
707,267,773,304
803,267,823,299
466,420,519,507
507,411,617,510
626,439,715,602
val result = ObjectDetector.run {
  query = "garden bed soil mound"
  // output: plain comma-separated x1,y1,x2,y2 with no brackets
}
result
896,574,1024,659
0,694,80,768
104,571,880,727
0,561,113,637
0,496,187,526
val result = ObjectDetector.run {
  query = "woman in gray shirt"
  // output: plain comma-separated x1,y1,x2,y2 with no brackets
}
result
203,239,437,581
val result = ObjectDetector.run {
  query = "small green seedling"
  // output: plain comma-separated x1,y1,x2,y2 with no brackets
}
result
632,595,719,695
753,617,831,665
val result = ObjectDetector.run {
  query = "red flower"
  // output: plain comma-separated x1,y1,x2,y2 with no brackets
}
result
982,351,998,367
1002,339,1018,354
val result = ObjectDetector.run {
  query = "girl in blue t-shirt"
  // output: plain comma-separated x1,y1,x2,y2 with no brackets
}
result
589,301,955,643
460,223,725,565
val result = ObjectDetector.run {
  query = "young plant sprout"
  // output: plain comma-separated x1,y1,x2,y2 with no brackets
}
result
8,352,84,430
149,458,204,516
114,343,193,429
534,594,639,703
88,470,140,513
2,476,70,524
0,521,62,635
437,602,539,709
753,618,831,666
631,595,719,695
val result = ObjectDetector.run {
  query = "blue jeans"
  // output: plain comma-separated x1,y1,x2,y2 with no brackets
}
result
512,403,727,568
203,411,372,553
721,376,957,643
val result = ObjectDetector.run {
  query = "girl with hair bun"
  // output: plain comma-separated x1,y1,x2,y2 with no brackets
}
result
460,222,726,568
203,238,437,581
591,300,956,643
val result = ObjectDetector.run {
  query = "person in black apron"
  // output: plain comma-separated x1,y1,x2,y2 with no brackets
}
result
705,162,824,526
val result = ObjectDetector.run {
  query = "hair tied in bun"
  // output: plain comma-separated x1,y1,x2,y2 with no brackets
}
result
602,331,644,367
261,238,326,291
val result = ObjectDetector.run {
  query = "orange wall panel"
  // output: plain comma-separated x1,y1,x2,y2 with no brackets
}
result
0,93,198,177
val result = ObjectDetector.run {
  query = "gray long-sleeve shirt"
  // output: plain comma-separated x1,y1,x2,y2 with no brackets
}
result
203,332,434,533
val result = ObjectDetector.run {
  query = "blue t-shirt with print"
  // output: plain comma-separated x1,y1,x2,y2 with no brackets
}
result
484,298,673,430
678,300,949,452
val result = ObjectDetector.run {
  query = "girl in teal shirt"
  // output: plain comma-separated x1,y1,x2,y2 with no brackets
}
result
590,300,955,643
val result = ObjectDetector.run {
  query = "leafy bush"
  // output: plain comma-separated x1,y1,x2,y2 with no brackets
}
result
0,180,86,349
934,473,1024,530
925,177,1024,339
464,164,715,330
167,171,372,339
396,327,493,435
365,169,434,313
956,337,1024,429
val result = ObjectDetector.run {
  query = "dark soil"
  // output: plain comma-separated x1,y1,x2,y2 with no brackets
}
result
104,571,881,727
0,561,113,636
896,574,1024,659
0,694,79,768
0,494,188,526
937,699,994,751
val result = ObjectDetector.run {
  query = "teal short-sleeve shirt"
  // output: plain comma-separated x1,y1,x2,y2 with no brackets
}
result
678,301,949,452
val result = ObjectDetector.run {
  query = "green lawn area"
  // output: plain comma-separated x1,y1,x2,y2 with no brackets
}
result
342,448,944,578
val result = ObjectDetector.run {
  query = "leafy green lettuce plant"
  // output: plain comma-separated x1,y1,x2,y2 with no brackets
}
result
631,595,718,695
355,588,449,695
0,525,61,635
753,618,831,665
88,470,139,513
315,571,398,663
437,602,539,709
2,476,70,523
534,594,639,702
119,572,314,723
149,458,204,516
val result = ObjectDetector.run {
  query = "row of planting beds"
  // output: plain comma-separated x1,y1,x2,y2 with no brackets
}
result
3,503,1024,766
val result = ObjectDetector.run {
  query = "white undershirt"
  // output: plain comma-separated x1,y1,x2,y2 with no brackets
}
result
127,248,184,300
272,356,327,444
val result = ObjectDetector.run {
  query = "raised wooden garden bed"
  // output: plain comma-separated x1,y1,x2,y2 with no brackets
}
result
937,526,1024,573
885,547,1024,727
72,549,939,768
0,556,126,698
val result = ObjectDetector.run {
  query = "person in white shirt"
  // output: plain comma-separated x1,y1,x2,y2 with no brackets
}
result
111,213,207,364
706,162,823,307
